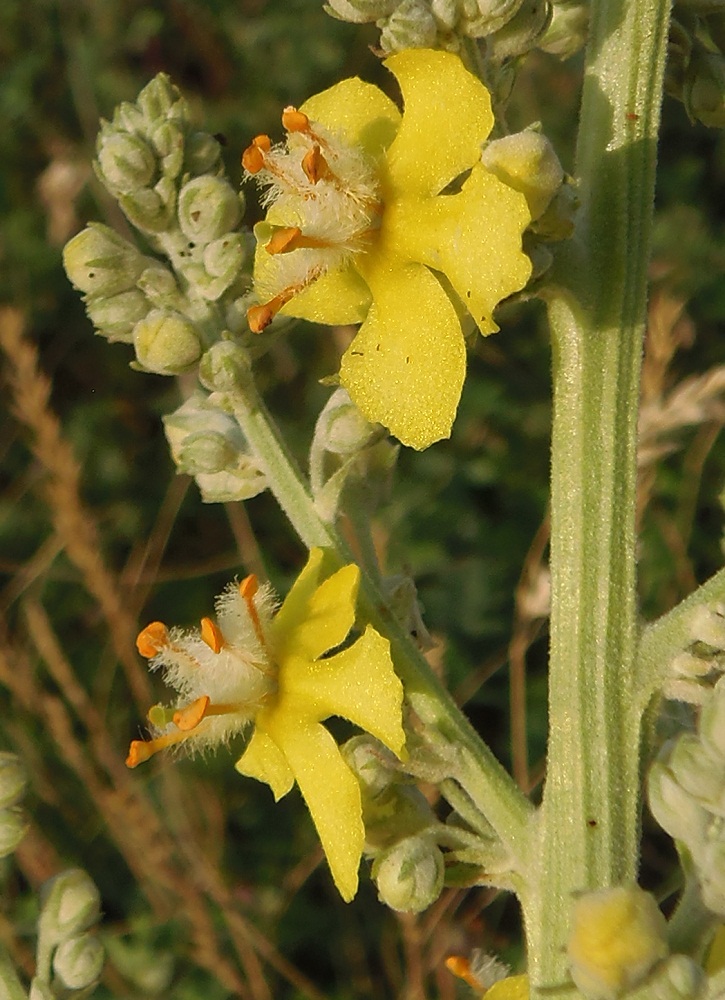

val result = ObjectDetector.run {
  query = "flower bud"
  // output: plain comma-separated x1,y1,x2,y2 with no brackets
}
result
39,869,101,944
342,735,400,796
315,389,379,456
684,49,725,128
199,341,253,393
62,224,146,297
178,431,237,475
85,289,149,343
52,934,104,990
383,574,434,650
538,0,589,59
136,73,180,122
470,0,526,35
137,262,181,308
669,651,713,678
648,758,709,844
96,131,157,195
324,0,397,21
0,753,27,809
373,835,445,912
431,0,459,30
118,185,174,234
0,806,28,857
133,309,202,375
699,838,725,915
378,0,439,53
687,604,725,650
700,677,725,759
668,732,724,810
482,129,564,220
178,176,241,244
567,886,668,1000
487,0,552,61
641,955,705,1000
185,130,222,175
195,466,268,503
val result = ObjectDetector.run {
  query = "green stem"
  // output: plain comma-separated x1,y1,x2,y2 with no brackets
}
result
529,0,672,993
220,371,534,863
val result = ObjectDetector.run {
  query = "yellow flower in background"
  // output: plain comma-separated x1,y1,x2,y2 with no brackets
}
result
127,548,405,902
244,48,532,451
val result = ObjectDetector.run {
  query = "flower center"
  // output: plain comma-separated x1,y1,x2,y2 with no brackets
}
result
243,107,382,332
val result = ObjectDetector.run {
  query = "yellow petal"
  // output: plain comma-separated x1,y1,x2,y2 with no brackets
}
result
279,563,360,663
384,49,493,198
486,975,530,1000
280,262,371,328
388,165,532,334
286,626,405,755
235,726,294,800
300,76,400,164
340,251,466,450
270,547,325,647
706,925,725,974
270,715,364,902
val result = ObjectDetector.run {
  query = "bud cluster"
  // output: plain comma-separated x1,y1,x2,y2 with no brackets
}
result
649,675,725,917
661,602,725,704
667,9,725,127
35,869,104,994
163,390,267,503
324,0,588,63
0,752,28,858
63,74,251,378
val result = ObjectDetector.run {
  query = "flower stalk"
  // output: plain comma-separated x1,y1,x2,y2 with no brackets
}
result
529,0,673,993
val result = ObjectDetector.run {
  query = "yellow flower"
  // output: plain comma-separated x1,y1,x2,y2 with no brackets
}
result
127,548,405,902
244,48,532,451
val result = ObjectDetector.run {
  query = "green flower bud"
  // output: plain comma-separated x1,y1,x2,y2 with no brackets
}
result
687,604,725,649
648,758,709,844
85,289,149,343
324,0,397,21
684,49,725,127
0,753,27,809
137,262,181,308
177,430,238,474
136,73,180,122
114,100,146,136
118,185,174,234
185,131,222,175
487,0,552,60
315,389,379,456
39,870,101,944
96,131,157,195
538,0,589,59
199,341,253,393
62,224,146,297
700,677,725,759
373,835,445,913
482,129,564,219
378,0,439,53
567,886,668,1000
150,121,185,180
52,934,104,990
668,733,725,809
470,0,526,35
178,176,241,244
133,309,202,375
342,735,400,796
0,806,28,857
431,0,459,31
194,467,268,503
203,234,245,279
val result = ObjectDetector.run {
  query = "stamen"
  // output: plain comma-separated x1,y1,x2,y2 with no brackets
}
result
281,106,310,133
247,268,322,333
264,226,333,255
173,695,210,731
136,622,169,658
239,574,269,652
126,729,189,768
200,616,225,653
301,145,331,184
444,957,481,991
242,134,272,174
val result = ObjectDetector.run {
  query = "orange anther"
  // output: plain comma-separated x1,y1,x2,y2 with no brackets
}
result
247,302,276,334
136,622,169,658
444,957,481,990
200,616,225,653
242,134,271,174
265,226,303,255
240,574,259,599
173,695,210,732
301,145,331,184
282,106,309,133
126,740,156,768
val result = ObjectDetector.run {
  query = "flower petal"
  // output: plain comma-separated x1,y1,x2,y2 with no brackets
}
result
340,250,466,450
271,715,364,902
384,49,493,199
272,555,360,662
300,77,400,164
235,726,294,800
286,626,406,756
486,976,530,1000
280,262,371,326
388,165,532,333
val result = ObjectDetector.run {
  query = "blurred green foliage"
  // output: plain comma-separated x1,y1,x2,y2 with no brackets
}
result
0,1,723,997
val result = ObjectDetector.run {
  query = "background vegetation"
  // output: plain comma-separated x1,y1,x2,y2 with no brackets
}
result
0,1,723,997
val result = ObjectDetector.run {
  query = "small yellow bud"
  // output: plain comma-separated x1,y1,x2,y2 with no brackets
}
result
482,130,564,220
567,886,668,1000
